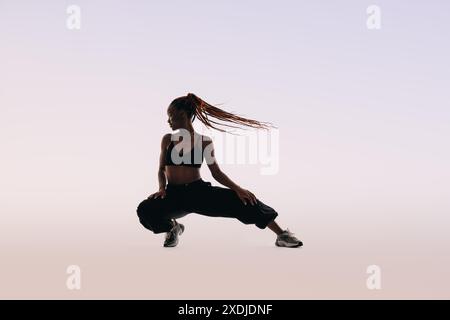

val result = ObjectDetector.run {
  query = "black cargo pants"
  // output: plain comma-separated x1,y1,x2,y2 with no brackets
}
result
137,179,278,234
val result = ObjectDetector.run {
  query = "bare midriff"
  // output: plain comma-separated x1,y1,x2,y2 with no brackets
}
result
165,166,202,185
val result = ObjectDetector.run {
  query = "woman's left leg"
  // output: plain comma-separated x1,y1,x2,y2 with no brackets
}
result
180,180,303,247
185,183,279,230
267,220,284,235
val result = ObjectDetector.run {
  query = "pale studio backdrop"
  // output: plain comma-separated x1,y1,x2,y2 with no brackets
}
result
1,0,449,298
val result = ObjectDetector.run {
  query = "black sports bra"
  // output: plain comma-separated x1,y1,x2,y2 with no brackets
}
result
165,140,204,168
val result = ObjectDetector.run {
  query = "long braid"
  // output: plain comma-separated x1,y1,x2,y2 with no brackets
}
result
185,93,275,133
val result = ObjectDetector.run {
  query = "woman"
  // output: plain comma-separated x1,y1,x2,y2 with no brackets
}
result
137,93,302,248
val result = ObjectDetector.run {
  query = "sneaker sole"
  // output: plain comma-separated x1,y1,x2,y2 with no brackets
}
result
164,240,178,247
275,240,303,248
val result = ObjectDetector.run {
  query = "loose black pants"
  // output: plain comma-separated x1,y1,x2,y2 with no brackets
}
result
137,179,278,234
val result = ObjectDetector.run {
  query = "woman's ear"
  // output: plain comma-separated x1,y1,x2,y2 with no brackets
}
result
180,110,190,121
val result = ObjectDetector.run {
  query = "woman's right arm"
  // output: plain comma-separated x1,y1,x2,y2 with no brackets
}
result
149,134,171,199
157,133,171,190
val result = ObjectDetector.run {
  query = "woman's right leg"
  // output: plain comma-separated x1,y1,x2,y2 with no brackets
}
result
136,196,188,234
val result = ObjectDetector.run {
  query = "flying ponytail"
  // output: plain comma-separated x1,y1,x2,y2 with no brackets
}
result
170,93,276,133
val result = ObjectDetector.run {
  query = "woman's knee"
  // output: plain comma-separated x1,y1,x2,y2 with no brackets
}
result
136,198,172,232
137,198,163,222
136,199,151,218
136,199,158,231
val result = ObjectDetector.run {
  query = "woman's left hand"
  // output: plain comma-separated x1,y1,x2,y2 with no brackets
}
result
234,187,257,206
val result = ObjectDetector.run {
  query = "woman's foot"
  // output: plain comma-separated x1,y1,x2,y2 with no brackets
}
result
275,229,303,248
164,222,185,247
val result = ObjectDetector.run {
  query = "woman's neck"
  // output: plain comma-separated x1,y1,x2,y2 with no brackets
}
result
180,124,195,135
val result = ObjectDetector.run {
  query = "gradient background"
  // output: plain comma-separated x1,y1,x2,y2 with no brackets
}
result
1,0,449,299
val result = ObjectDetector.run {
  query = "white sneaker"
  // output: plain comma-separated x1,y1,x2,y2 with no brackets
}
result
275,229,303,248
164,222,185,247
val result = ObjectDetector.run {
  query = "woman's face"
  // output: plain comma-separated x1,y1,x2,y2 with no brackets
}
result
167,105,186,130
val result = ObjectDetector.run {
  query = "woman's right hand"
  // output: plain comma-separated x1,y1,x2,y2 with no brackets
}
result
147,188,167,199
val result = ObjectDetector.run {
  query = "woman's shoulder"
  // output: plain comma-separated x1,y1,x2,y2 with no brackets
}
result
161,133,173,147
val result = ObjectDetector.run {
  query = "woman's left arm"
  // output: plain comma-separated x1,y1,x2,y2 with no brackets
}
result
205,140,257,205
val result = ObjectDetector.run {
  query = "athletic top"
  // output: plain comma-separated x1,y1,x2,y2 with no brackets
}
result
165,140,204,168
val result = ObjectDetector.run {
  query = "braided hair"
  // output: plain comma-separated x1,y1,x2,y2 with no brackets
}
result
169,93,275,133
